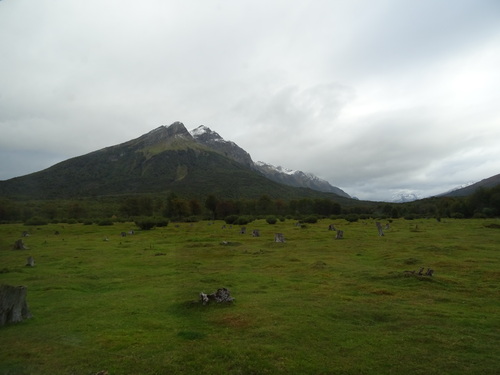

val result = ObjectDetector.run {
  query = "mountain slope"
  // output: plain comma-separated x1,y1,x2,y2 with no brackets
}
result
190,125,349,196
439,173,500,197
0,122,353,202
190,125,254,168
254,162,350,198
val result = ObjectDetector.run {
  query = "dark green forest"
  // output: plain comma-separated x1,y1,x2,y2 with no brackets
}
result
1,185,499,225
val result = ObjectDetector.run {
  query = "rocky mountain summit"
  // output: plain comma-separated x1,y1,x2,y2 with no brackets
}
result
190,125,254,168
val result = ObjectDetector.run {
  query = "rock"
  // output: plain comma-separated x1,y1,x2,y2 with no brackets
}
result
199,288,235,305
0,285,32,326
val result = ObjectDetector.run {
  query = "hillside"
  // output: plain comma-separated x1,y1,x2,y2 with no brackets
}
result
439,173,500,197
0,122,353,203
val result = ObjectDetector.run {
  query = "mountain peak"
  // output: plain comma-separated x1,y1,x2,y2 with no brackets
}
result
190,125,224,142
142,122,191,147
190,126,254,167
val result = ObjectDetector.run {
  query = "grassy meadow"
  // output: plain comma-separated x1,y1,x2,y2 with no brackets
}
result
0,218,499,374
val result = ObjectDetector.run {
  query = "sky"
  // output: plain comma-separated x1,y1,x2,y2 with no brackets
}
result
1,0,500,201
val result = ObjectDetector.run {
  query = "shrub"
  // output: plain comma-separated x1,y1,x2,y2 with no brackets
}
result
266,216,278,225
345,214,359,223
24,217,48,226
235,216,254,225
98,219,114,226
154,217,169,227
224,215,239,225
135,218,156,230
303,215,318,224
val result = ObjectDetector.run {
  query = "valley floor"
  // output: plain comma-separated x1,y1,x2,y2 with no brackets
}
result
0,218,499,374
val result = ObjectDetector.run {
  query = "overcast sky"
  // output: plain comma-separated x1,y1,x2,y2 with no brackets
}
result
1,0,499,201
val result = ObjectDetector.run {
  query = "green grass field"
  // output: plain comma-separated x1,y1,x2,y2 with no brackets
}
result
1,219,499,375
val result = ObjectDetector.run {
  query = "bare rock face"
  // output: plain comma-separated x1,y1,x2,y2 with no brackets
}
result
191,125,254,168
140,122,193,149
0,285,32,326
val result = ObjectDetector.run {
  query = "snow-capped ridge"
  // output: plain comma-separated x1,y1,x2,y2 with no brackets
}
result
190,125,254,167
391,191,421,203
189,123,350,198
254,161,350,198
256,162,296,176
190,125,213,137
440,181,476,195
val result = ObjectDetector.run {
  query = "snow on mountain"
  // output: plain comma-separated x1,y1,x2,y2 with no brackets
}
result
190,125,254,167
190,125,224,141
190,126,350,198
439,181,476,196
391,191,421,203
255,161,350,198
255,161,296,176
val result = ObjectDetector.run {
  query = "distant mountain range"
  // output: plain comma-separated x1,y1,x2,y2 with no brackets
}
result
0,122,352,202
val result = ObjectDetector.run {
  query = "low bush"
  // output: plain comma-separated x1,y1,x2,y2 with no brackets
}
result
266,216,278,225
345,214,359,222
24,217,48,226
135,217,156,230
235,215,254,225
98,219,114,226
224,215,239,225
303,215,318,224
154,217,169,227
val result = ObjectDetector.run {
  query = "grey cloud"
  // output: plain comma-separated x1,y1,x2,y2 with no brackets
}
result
1,0,499,201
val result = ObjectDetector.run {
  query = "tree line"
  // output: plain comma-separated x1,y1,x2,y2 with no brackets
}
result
1,185,499,224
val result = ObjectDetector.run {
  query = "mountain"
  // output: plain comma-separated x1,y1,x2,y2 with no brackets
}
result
190,125,253,168
0,122,353,203
391,191,420,203
438,174,500,197
190,125,349,197
253,162,350,198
